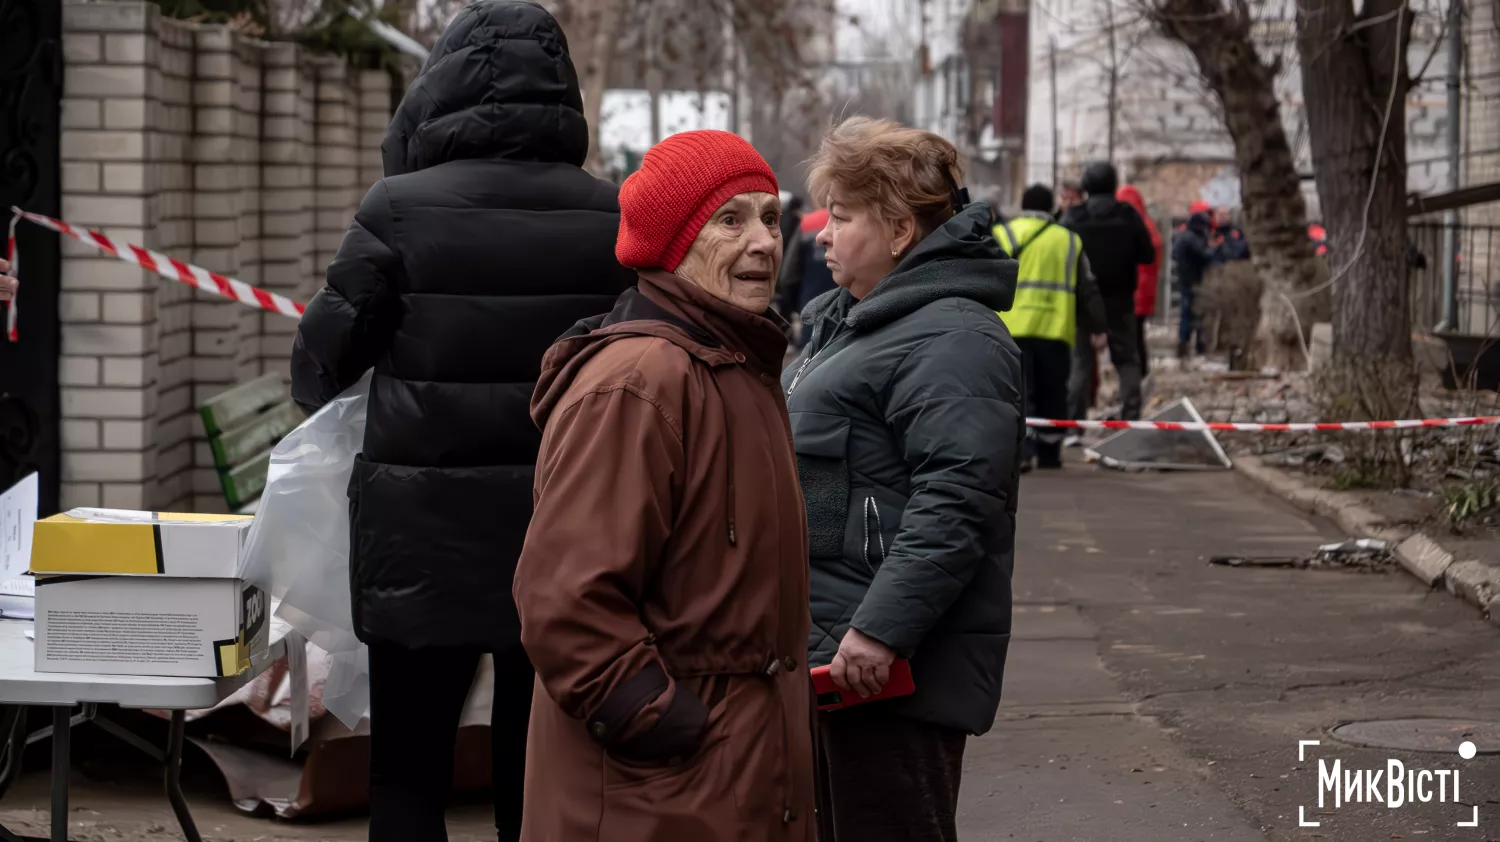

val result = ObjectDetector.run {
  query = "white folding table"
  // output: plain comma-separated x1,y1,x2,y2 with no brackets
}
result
0,618,291,842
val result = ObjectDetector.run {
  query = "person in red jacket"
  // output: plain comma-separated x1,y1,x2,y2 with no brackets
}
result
1117,185,1162,376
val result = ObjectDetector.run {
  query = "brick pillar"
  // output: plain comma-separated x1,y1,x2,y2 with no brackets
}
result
357,69,391,192
258,43,314,379
233,36,265,383
151,17,198,510
58,1,162,511
185,25,245,511
314,60,359,295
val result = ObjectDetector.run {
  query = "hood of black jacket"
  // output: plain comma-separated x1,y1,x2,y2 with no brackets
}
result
802,203,1017,333
1081,161,1119,195
381,0,588,176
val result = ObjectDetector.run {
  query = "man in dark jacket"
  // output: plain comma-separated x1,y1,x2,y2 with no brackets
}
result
289,3,634,839
1061,162,1156,420
1173,211,1218,357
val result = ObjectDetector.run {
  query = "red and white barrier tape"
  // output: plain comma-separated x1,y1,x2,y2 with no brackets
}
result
6,207,306,342
2,211,1498,437
1027,416,1500,432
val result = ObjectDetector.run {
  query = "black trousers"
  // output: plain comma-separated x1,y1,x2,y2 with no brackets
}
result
1068,296,1142,421
1016,337,1071,466
1137,315,1150,377
817,706,968,842
368,643,534,842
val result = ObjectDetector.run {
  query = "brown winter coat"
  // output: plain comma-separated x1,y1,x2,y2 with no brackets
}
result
514,270,815,842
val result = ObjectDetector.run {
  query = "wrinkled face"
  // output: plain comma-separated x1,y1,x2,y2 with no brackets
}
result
816,191,914,301
676,192,782,312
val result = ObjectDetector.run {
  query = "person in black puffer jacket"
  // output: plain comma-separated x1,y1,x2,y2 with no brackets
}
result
1061,162,1155,420
289,2,634,839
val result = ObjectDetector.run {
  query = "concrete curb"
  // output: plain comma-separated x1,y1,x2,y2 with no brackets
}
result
1235,455,1500,628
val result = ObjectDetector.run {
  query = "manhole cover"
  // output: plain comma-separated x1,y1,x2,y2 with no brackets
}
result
1329,719,1500,754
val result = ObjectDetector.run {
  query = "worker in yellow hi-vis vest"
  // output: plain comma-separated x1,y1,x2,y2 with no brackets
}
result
994,185,1107,471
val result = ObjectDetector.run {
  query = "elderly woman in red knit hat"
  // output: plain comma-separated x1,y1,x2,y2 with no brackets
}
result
513,130,814,842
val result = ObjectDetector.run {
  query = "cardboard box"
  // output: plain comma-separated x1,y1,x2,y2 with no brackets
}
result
30,508,252,578
34,575,269,677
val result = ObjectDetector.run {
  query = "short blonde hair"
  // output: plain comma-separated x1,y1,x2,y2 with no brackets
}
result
807,117,966,237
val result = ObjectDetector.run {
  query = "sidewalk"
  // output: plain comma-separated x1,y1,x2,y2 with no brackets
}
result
1238,454,1500,628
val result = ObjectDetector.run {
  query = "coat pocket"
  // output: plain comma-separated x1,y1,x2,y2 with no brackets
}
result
789,412,851,560
843,487,906,578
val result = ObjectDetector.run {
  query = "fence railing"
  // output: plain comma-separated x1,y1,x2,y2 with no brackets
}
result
1409,221,1500,336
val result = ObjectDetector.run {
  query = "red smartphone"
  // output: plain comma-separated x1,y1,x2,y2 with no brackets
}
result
810,659,915,711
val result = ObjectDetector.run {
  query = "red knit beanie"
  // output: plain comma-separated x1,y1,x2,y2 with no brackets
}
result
616,130,779,271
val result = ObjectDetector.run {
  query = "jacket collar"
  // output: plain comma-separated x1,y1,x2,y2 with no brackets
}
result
801,203,1016,334
635,270,789,372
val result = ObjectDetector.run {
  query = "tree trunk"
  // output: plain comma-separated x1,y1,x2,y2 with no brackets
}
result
547,0,623,175
1150,0,1327,372
1296,0,1416,417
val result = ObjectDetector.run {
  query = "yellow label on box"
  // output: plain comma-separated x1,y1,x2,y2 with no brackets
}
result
30,509,252,577
32,521,163,575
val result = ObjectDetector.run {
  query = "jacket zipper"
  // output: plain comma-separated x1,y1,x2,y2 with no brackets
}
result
786,321,852,400
862,496,886,575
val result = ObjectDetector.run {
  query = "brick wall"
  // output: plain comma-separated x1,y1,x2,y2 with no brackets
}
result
58,0,397,512
1459,0,1500,335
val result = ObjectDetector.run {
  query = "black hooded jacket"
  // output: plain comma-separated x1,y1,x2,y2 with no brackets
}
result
785,204,1022,735
1173,212,1219,290
1062,163,1157,300
289,0,635,649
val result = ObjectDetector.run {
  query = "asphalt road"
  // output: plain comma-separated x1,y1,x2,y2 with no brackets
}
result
0,464,1496,841
960,464,1500,842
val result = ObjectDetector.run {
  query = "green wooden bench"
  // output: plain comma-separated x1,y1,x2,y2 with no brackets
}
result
199,373,303,514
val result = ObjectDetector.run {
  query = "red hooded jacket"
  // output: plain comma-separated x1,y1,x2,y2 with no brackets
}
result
1117,185,1163,317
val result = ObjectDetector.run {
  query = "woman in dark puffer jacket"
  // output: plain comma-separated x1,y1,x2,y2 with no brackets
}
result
289,2,634,839
786,117,1022,842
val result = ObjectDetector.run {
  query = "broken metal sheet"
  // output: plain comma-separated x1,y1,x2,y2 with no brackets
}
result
1209,555,1306,568
1318,538,1389,554
1085,397,1233,471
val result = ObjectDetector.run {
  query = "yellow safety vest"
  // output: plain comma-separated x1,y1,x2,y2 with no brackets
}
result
993,217,1081,346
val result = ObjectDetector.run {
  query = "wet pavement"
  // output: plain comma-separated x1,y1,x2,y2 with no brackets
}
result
961,464,1500,841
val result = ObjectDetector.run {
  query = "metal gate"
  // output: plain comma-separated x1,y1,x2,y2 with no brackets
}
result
0,0,62,513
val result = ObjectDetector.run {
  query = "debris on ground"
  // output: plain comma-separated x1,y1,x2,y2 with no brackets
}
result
1209,539,1392,572
1209,555,1305,568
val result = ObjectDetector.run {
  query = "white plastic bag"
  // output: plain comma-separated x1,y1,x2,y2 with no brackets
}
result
241,372,371,728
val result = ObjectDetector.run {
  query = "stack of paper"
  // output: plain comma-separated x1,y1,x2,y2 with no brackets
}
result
0,576,34,620
0,475,36,621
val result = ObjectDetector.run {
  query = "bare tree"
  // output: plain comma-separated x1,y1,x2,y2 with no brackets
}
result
1144,0,1329,370
1296,0,1417,413
538,0,835,175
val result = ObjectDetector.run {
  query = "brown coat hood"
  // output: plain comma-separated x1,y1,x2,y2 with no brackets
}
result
516,271,813,841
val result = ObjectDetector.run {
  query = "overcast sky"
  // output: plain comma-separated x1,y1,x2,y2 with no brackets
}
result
836,0,922,62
